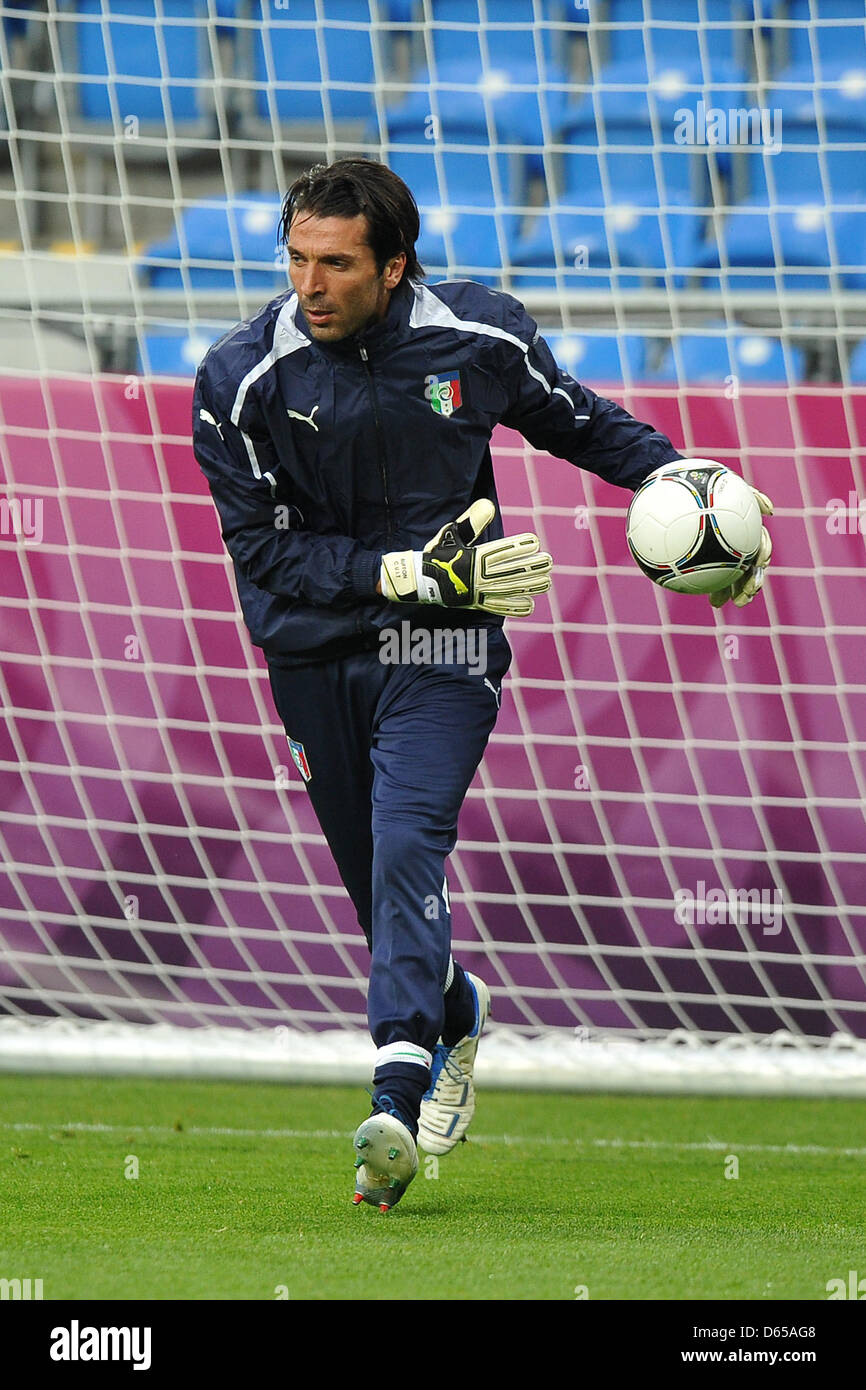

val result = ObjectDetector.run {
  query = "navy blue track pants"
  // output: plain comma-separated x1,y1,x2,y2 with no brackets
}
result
267,626,511,1054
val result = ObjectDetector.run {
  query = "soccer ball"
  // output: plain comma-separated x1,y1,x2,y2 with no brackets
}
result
626,460,763,595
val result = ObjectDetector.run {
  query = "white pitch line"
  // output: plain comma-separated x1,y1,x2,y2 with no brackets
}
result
2,1121,864,1158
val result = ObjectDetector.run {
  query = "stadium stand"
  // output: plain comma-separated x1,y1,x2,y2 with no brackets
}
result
650,325,805,382
544,327,648,380
1,0,863,381
137,324,222,374
139,192,285,289
849,335,866,379
693,200,866,292
512,191,706,290
778,0,866,74
251,0,379,126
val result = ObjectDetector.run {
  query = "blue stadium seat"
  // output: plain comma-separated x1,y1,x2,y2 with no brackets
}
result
848,337,866,380
375,61,570,204
253,0,378,124
558,61,750,202
544,330,648,382
414,203,514,286
511,192,705,290
742,66,866,204
65,0,208,124
692,200,866,290
428,0,562,75
651,328,804,382
386,145,502,208
778,0,866,77
140,194,285,289
139,328,221,375
379,84,503,206
604,0,753,77
511,231,648,292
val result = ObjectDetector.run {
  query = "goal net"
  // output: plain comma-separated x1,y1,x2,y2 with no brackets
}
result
1,0,865,1094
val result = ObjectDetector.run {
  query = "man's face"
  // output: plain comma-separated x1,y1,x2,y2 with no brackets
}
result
287,211,406,342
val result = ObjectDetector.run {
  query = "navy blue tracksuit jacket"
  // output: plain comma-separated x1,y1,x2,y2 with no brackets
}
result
192,275,681,1077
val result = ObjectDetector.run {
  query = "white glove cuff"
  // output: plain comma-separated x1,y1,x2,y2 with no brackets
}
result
381,550,441,603
380,550,414,600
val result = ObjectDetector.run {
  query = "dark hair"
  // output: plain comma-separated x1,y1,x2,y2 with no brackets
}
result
280,158,424,283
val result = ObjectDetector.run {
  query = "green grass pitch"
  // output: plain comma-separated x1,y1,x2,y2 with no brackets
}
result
1,1074,863,1302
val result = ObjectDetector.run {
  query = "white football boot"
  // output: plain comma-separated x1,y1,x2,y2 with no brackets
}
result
417,973,490,1155
352,1111,418,1213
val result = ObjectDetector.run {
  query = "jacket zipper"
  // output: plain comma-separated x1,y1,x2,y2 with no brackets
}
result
358,342,393,540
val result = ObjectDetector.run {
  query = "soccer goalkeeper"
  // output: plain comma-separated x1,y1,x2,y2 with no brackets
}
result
192,158,772,1212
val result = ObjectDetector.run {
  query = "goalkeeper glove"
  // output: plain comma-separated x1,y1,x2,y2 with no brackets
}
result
709,484,774,610
380,499,552,617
